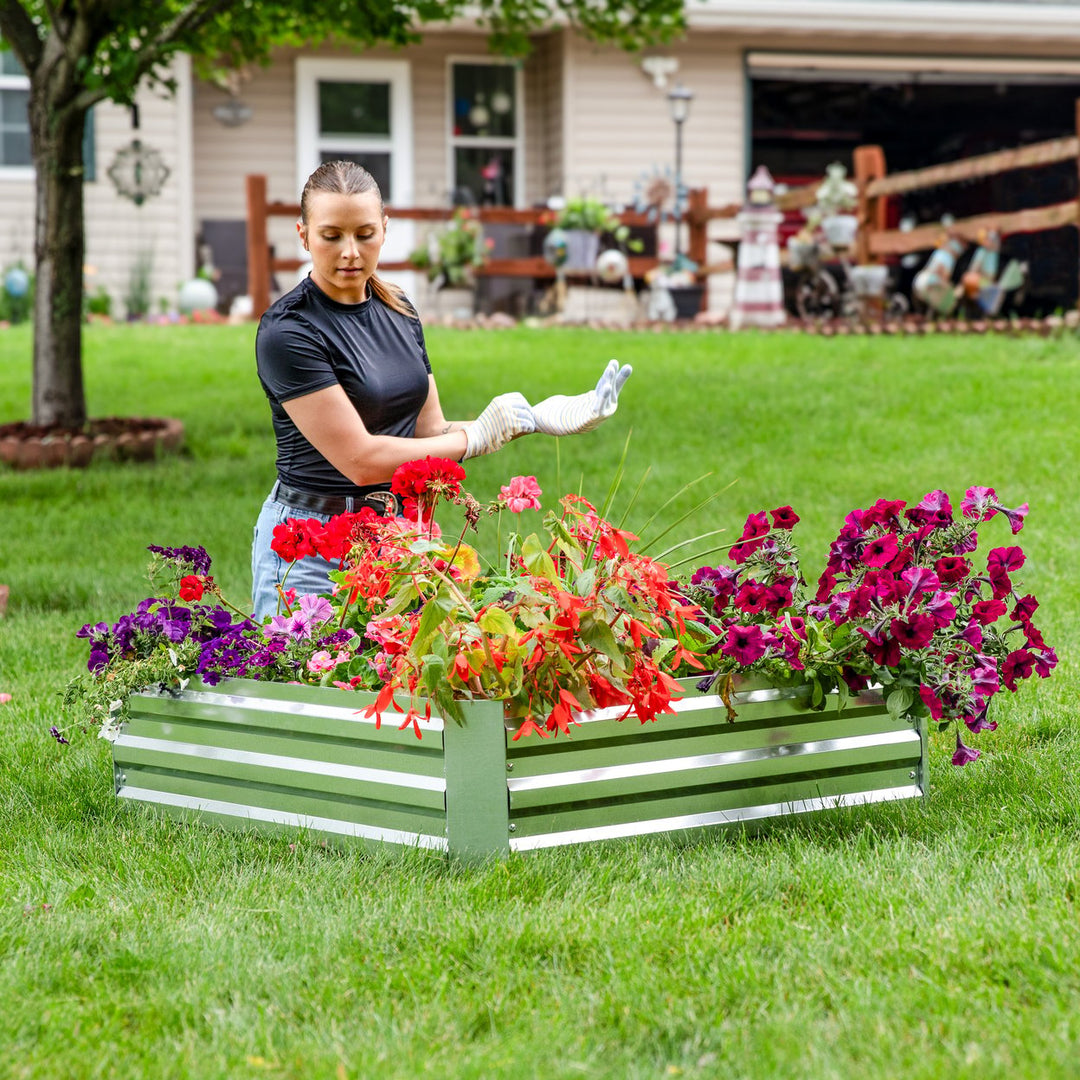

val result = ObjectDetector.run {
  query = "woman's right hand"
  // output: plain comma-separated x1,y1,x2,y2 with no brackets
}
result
463,392,536,459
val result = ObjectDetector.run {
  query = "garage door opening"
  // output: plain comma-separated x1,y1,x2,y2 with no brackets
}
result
749,53,1080,313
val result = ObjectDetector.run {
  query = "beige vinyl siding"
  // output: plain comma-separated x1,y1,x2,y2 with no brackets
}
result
561,34,745,208
524,31,564,205
0,61,190,319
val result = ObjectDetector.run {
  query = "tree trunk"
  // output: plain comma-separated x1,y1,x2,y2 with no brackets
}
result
29,86,88,428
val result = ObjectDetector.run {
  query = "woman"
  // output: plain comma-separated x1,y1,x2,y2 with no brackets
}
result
252,160,630,618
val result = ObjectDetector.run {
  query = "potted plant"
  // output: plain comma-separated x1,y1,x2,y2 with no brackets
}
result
66,466,1055,860
408,208,492,319
814,161,859,249
550,196,643,275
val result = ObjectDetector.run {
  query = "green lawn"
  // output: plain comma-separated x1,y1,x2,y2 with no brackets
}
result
1,322,1078,1079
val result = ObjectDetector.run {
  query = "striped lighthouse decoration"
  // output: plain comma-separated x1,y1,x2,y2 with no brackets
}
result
730,165,786,330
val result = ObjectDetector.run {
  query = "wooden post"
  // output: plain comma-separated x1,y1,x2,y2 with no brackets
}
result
853,145,887,265
1075,99,1080,310
687,187,709,313
246,174,271,319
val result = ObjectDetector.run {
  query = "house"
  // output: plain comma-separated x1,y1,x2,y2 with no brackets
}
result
3,0,1079,318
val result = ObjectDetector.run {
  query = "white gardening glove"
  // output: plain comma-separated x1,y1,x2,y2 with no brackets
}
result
531,359,632,437
463,392,536,460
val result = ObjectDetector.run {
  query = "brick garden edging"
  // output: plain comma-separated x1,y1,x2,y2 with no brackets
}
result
0,416,184,470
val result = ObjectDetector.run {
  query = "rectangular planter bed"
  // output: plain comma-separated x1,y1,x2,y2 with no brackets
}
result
112,676,927,861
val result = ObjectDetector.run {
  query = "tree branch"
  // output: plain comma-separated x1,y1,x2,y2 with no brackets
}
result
0,1,44,71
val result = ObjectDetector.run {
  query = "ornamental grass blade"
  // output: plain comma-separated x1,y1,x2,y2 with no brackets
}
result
638,480,737,556
634,472,716,548
651,527,729,563
618,465,653,532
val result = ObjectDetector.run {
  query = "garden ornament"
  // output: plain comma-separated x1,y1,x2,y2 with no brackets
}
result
730,165,785,330
912,234,967,316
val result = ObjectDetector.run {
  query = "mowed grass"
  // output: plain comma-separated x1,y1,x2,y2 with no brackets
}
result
1,322,1079,1080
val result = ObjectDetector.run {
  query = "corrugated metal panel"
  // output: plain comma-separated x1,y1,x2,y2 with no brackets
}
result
504,681,925,850
111,676,926,861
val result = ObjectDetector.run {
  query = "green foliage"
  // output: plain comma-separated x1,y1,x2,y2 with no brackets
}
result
123,250,154,321
555,196,643,251
409,208,491,287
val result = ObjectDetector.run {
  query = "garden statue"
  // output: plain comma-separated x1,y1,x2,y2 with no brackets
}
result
912,233,967,316
959,229,1027,317
729,165,785,330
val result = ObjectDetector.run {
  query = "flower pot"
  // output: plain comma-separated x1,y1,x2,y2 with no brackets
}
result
849,265,890,298
821,214,859,249
562,229,600,274
668,284,704,320
433,286,475,321
786,238,818,271
111,676,926,862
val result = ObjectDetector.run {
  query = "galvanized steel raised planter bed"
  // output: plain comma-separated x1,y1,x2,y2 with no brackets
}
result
112,677,927,861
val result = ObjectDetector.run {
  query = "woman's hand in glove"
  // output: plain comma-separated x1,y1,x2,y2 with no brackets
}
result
530,359,633,437
463,392,536,459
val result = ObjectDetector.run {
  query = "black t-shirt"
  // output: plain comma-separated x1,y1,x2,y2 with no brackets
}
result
256,276,432,496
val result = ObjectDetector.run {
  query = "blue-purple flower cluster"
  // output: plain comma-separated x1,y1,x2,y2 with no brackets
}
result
147,544,212,577
76,596,359,687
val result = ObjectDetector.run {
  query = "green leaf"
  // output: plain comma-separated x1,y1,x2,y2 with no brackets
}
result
886,686,914,721
478,607,518,638
420,654,447,696
521,533,558,582
578,615,624,664
412,590,456,657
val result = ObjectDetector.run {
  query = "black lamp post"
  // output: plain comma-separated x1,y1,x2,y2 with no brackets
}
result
667,81,694,263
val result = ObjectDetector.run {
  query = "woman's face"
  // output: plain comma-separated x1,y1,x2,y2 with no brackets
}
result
298,189,387,304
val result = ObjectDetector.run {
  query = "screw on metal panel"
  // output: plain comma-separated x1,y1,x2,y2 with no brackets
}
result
506,762,514,771
508,823,517,832
909,771,916,779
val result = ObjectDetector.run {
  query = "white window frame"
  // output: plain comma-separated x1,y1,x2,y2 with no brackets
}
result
295,57,414,206
447,56,523,207
0,56,34,180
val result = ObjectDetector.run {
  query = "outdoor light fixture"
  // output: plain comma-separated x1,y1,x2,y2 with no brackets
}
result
667,82,694,260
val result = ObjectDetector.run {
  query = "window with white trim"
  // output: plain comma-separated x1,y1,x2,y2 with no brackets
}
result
449,61,520,206
0,47,95,179
295,58,413,205
0,49,31,169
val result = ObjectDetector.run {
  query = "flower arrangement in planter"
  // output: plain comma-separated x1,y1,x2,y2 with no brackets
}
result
66,462,1053,772
63,463,1056,856
408,208,493,289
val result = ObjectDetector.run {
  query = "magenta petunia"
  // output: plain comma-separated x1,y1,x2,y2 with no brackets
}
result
1031,647,1058,678
971,598,1007,625
960,620,984,649
906,489,953,527
769,506,800,530
934,555,970,584
739,511,770,540
861,498,907,529
952,732,981,767
961,486,997,520
857,628,902,668
918,684,945,720
1011,594,1038,623
722,623,773,665
988,546,1025,572
891,613,935,650
1001,649,1035,691
924,590,958,628
862,534,899,568
901,566,941,595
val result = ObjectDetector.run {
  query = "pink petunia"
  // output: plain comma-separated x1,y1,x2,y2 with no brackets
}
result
722,624,773,665
499,475,543,513
890,613,935,650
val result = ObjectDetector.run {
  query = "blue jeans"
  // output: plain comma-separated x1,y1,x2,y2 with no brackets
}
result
251,489,341,621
